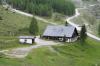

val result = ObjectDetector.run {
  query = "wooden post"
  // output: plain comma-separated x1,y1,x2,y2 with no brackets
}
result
63,35,66,42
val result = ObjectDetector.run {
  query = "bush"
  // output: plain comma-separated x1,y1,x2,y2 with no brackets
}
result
0,52,5,58
0,16,3,20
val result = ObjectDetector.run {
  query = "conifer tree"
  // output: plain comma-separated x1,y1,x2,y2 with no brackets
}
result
29,17,39,35
80,25,87,43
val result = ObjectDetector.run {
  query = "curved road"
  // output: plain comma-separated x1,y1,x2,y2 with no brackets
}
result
3,4,100,41
67,5,100,41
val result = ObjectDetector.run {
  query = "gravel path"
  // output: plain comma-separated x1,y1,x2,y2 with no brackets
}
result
67,5,100,41
3,37,59,58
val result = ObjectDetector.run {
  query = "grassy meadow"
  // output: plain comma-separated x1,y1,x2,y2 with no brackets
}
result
0,5,49,49
43,13,66,25
0,3,100,66
0,38,100,66
0,5,49,36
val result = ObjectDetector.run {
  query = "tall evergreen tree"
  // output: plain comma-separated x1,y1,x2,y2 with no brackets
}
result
80,25,87,43
29,17,39,35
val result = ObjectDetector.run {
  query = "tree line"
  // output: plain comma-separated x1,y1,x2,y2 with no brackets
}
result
7,0,75,17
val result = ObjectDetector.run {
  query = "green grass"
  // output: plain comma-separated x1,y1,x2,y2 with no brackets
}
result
0,5,49,36
52,39,100,66
38,20,51,35
0,5,49,49
0,36,32,50
0,38,100,66
43,13,66,25
0,5,31,36
0,4,100,66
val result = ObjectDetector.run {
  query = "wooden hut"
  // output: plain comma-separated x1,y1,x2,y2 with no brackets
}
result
42,25,78,42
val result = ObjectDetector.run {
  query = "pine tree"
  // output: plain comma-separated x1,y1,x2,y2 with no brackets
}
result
80,25,87,43
29,17,39,35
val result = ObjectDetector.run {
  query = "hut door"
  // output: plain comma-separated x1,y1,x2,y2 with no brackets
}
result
59,38,63,42
25,39,27,43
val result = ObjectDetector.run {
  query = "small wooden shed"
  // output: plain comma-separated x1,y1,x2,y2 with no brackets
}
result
18,36,35,44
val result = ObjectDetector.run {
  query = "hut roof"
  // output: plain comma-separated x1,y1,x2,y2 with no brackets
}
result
43,25,76,37
19,36,35,39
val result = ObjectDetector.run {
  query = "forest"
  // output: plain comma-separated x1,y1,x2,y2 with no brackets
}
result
7,0,75,17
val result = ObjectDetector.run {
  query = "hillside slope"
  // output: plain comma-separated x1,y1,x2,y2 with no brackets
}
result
0,5,48,36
